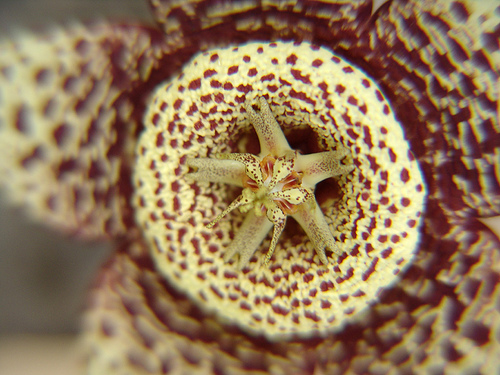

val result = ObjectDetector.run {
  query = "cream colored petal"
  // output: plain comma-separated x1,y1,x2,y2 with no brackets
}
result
297,150,354,188
221,153,264,184
292,201,342,265
223,211,273,269
186,157,245,187
245,97,292,157
0,21,169,238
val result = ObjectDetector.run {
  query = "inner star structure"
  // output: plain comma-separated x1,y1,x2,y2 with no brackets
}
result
187,97,352,269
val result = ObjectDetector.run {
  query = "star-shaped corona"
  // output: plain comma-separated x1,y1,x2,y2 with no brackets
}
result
187,97,352,269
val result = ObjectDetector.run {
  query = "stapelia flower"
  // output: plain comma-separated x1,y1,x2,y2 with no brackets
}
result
0,0,498,374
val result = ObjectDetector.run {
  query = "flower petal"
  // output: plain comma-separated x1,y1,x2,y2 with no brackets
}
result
134,41,426,339
223,211,274,269
186,157,245,187
148,0,500,216
0,21,171,238
82,227,500,373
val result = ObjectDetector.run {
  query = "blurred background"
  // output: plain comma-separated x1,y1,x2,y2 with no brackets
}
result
0,1,153,374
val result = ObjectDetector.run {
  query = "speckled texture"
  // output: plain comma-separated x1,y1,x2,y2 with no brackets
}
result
0,22,170,238
134,41,426,339
0,0,498,374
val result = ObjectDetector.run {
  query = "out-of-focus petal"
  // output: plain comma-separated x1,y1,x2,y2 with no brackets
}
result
0,21,171,239
148,0,500,217
354,0,500,218
147,0,373,54
82,225,500,374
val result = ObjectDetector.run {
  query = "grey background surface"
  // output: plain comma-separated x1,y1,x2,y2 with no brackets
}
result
0,0,154,334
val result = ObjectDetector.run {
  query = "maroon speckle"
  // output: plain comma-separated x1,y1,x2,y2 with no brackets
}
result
210,80,222,88
388,149,397,162
335,84,345,94
57,158,78,177
223,82,234,90
240,302,251,311
362,258,378,281
391,235,400,243
375,90,384,102
173,99,183,110
450,1,469,21
401,198,411,207
361,79,370,88
203,69,217,78
63,76,77,93
210,285,224,299
173,196,180,211
289,89,315,105
291,69,311,84
247,68,258,77
200,94,211,103
383,105,390,115
378,235,388,243
243,55,251,62
267,85,278,93
151,113,160,127
20,146,43,168
407,219,416,228
223,271,238,279
363,126,373,148
15,105,30,134
257,47,263,54
381,249,393,258
188,79,201,90
35,68,51,85
303,273,314,283
346,129,357,141
304,311,320,322
321,300,332,309
214,93,224,103
272,304,289,316
260,73,275,82
156,133,164,147
389,204,398,214
381,127,388,134
342,113,353,126
186,103,198,115
342,66,354,73
228,66,239,75
286,54,298,65
331,56,341,63
312,59,323,67
347,96,357,105
385,218,392,227
400,168,410,182
53,124,70,147
210,54,219,62
237,84,252,94
463,322,490,346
